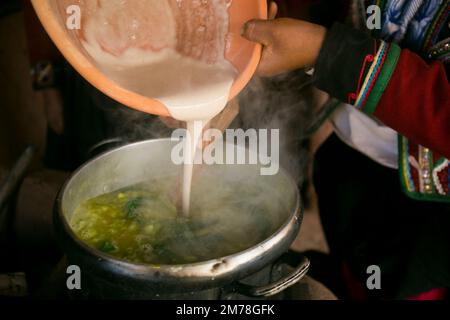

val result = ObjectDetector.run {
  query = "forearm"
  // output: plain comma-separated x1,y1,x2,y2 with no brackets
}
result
313,23,450,159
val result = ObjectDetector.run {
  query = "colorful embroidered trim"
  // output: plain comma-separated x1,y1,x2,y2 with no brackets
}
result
354,41,388,110
361,43,401,114
418,146,434,194
422,2,450,51
400,136,415,193
353,41,401,115
433,159,450,195
347,39,378,104
398,137,450,203
428,40,450,60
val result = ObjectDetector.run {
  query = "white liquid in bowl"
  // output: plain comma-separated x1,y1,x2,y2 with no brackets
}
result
81,0,236,215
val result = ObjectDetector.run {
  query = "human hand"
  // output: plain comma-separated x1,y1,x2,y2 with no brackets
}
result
242,4,327,77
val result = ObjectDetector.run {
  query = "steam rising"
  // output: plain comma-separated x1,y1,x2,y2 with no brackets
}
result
236,71,315,187
71,72,317,263
70,141,297,264
100,70,316,189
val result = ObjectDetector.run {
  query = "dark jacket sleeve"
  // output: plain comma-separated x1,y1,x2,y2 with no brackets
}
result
313,22,450,159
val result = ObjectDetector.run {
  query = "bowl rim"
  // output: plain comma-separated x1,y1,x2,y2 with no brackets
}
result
55,138,302,279
30,0,267,117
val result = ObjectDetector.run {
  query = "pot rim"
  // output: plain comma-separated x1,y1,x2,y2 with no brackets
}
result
56,138,302,278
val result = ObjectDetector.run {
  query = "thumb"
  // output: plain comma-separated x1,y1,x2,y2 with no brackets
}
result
241,19,273,46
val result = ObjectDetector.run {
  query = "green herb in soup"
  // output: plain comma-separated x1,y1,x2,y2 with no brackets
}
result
70,174,289,265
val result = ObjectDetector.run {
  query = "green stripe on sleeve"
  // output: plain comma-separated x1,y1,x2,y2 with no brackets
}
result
362,43,401,115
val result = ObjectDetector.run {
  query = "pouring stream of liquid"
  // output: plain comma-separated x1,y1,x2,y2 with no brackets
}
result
81,0,235,216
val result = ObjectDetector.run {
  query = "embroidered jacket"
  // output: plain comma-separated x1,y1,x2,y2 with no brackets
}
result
313,0,450,202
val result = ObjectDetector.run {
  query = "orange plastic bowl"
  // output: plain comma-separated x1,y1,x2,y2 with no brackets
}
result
31,0,267,117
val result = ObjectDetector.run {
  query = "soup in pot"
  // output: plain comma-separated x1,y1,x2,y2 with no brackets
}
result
70,170,290,265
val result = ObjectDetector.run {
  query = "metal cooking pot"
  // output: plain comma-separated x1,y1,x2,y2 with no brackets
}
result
54,139,309,299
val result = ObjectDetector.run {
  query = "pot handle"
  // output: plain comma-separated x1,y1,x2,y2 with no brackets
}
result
235,255,310,297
